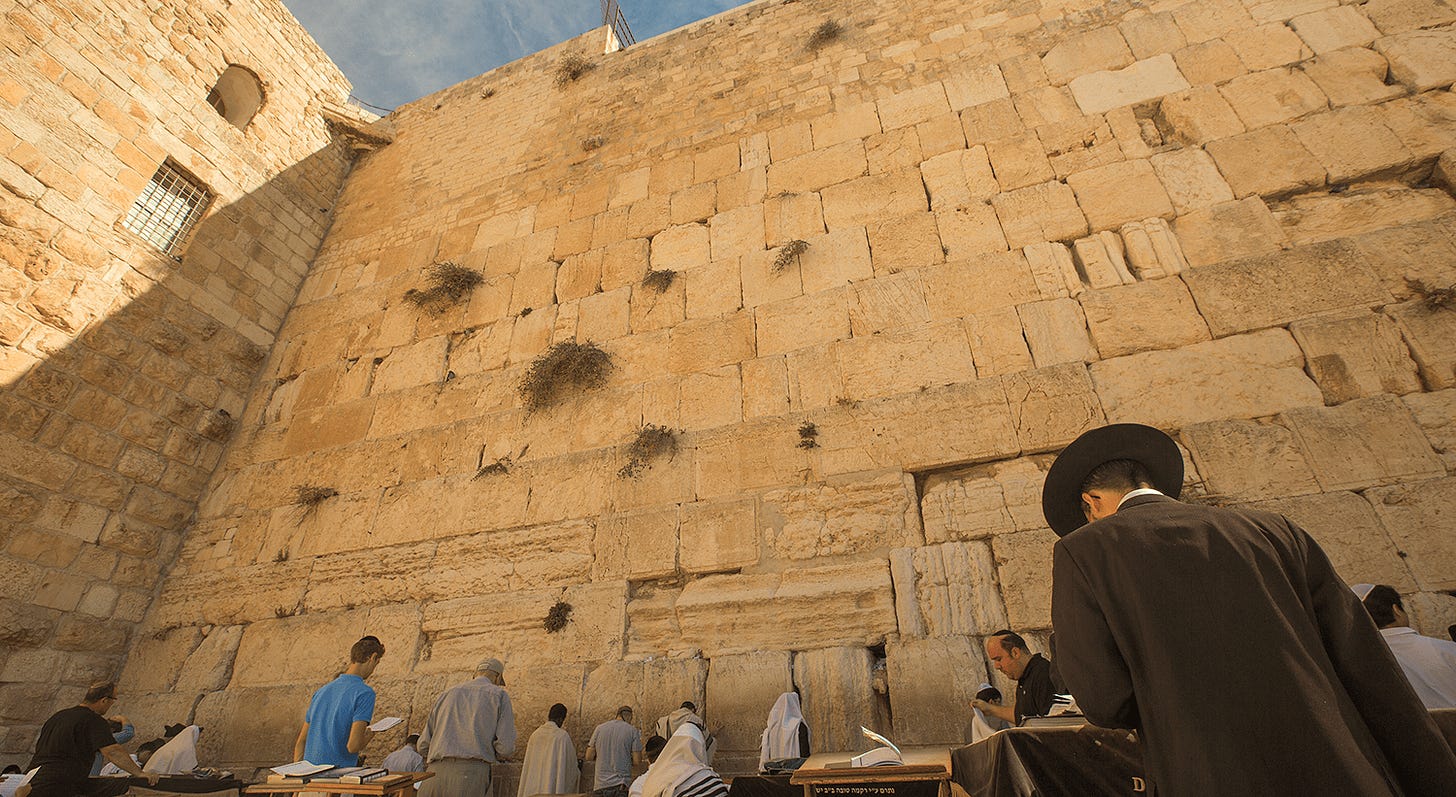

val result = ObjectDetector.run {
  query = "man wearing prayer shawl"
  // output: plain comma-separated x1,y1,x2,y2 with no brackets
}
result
518,704,579,797
757,693,809,771
1355,584,1456,709
143,725,200,774
639,725,725,797
1044,423,1456,797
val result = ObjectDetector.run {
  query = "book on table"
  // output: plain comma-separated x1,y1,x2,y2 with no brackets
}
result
268,761,334,781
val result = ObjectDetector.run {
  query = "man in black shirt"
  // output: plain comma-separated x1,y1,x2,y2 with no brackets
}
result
972,630,1057,724
26,681,158,797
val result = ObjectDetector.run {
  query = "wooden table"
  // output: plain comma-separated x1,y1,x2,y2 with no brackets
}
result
243,771,432,796
791,748,952,797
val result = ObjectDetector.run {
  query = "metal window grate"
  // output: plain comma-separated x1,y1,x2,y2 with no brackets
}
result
601,0,636,48
123,161,212,255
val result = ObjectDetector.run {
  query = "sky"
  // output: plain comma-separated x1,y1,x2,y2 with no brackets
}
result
282,0,751,111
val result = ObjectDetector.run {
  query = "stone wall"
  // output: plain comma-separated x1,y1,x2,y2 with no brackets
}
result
6,0,1455,780
0,0,358,760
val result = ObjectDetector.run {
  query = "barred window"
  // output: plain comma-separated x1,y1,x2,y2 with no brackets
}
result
122,161,212,255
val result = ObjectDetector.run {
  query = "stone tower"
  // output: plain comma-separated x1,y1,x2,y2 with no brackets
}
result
3,0,1456,783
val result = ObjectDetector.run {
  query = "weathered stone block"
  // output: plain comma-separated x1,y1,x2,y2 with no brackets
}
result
1071,232,1132,289
1277,188,1456,250
1043,27,1135,85
878,81,952,130
1174,40,1248,86
1354,216,1456,302
1365,477,1456,590
966,308,1035,378
1291,7,1384,52
1364,0,1456,33
1150,148,1234,214
1375,29,1456,91
234,604,421,687
1080,277,1211,359
422,582,626,671
680,497,758,574
668,312,756,374
1156,86,1246,145
1404,389,1456,469
937,204,1007,259
1173,197,1287,267
652,223,711,272
890,542,1007,639
763,471,918,560
993,528,1060,629
193,685,317,769
1022,241,1082,299
704,652,793,752
1301,47,1406,107
1290,107,1416,183
1182,419,1320,500
793,647,889,752
848,272,932,336
986,136,1053,191
867,212,945,274
1245,491,1416,591
944,64,1011,110
1121,11,1188,58
1285,395,1445,490
1066,159,1174,232
118,626,202,694
834,321,976,400
763,192,825,247
1181,240,1389,337
820,170,929,231
991,181,1089,248
174,624,244,692
766,142,869,195
921,456,1057,542
755,289,850,357
1091,329,1323,428
1017,299,1097,368
1290,313,1422,402
674,561,897,655
810,103,882,149
922,250,1042,318
921,146,998,210
1229,22,1315,69
594,507,679,581
1068,54,1191,115
888,637,991,744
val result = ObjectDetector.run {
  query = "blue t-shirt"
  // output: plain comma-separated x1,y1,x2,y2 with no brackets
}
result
304,674,376,766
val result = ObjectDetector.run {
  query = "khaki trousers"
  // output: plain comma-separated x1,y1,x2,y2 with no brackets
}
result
420,758,493,797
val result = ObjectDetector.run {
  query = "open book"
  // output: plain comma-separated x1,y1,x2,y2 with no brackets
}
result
369,716,404,732
850,727,903,767
269,761,334,778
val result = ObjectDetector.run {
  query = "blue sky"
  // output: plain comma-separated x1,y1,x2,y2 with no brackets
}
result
282,0,751,111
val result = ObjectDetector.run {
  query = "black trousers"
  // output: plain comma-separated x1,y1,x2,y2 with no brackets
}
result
26,774,131,797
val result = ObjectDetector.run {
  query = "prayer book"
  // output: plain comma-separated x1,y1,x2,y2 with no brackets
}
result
369,716,404,732
318,766,390,784
850,727,904,767
269,761,334,778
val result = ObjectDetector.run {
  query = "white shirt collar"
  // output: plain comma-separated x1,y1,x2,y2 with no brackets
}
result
1117,487,1165,509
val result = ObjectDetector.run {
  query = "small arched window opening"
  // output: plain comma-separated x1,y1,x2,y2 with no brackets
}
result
207,65,264,130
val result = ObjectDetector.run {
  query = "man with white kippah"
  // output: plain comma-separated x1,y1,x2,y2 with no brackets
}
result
418,657,517,797
1354,584,1456,709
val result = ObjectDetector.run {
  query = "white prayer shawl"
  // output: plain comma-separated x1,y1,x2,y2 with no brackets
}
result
655,708,703,740
1381,627,1456,709
641,724,712,797
758,693,807,770
144,724,200,774
968,708,1010,743
517,722,579,797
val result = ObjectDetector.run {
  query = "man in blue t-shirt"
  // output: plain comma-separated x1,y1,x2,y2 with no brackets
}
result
293,636,386,766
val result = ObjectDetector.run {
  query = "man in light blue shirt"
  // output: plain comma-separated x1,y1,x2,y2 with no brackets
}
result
418,657,516,797
293,636,385,766
586,706,643,796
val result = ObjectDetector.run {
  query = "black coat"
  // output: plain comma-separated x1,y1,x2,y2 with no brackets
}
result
1051,494,1456,797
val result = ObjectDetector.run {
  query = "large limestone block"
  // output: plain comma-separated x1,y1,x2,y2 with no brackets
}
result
820,171,928,231
922,250,1042,318
1023,241,1082,299
1181,240,1390,337
1404,389,1456,469
1121,10,1188,58
888,637,991,745
118,626,202,694
793,647,890,750
668,312,756,374
1226,22,1315,70
1172,0,1256,42
174,624,245,692
501,662,591,751
921,147,998,210
705,652,793,752
766,142,869,196
1173,197,1288,267
867,212,946,275
1364,0,1456,34
993,528,1060,629
833,321,977,400
1290,313,1422,402
1091,329,1323,428
755,289,851,357
303,541,438,611
986,136,1053,191
421,582,627,671
1069,54,1192,115
372,469,531,545
1157,87,1247,145
762,471,920,560
810,103,882,149
967,308,1035,377
849,272,932,336
1044,27,1135,86
1353,215,1456,300
1301,47,1407,107
692,421,812,499
149,561,312,627
1374,29,1456,90
1290,107,1417,183
1066,159,1174,232
680,497,758,574
233,605,422,688
1291,6,1383,52
594,507,679,582
763,192,826,247
937,204,1008,259
878,81,952,131
1389,298,1456,390
991,181,1089,248
1284,395,1445,490
580,658,708,748
1205,126,1326,198
674,562,897,656
626,584,687,657
945,64,1011,110
1272,187,1456,248
193,685,319,769
1017,300,1097,368
1182,419,1320,500
1007,362,1106,454
1080,278,1211,359
1150,148,1234,214
800,226,874,293
813,380,1019,473
1365,477,1456,590
921,455,1057,542
889,541,1008,637
1244,492,1416,591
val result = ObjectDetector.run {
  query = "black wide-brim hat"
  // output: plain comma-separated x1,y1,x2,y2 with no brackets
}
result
1041,423,1184,537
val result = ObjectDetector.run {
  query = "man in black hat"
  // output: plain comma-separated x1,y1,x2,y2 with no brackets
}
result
1043,423,1456,797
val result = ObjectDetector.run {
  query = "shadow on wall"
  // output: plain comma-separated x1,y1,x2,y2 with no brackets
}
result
0,137,356,758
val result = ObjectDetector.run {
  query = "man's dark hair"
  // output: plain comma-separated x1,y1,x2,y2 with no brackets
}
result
991,630,1030,654
351,635,386,663
405,734,420,746
549,703,568,724
138,739,166,756
1362,585,1404,628
84,682,116,703
680,701,696,712
4,764,24,774
1081,459,1155,494
644,735,668,762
